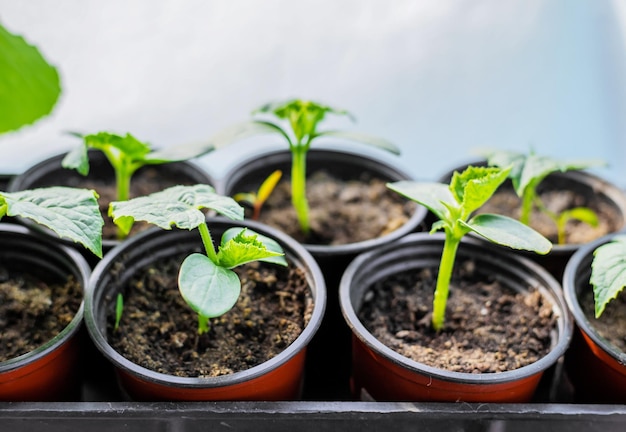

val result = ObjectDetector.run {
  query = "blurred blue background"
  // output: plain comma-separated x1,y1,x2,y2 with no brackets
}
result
1,0,624,186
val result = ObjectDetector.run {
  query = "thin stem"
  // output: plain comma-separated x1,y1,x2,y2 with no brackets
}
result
291,146,310,235
197,314,210,335
432,231,461,331
520,188,535,226
198,222,219,264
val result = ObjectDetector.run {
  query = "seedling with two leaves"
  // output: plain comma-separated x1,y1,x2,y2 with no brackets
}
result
483,150,603,245
216,99,400,235
233,170,282,220
109,184,287,335
388,166,552,331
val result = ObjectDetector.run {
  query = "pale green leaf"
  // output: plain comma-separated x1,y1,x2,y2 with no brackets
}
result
61,141,90,175
218,227,286,268
560,207,599,228
315,130,400,155
450,166,511,215
0,187,103,257
591,235,626,318
462,213,552,254
178,253,241,318
84,132,152,159
0,22,61,134
109,184,243,234
386,181,452,221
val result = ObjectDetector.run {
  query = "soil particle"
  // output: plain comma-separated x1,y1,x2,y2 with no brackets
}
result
358,259,558,373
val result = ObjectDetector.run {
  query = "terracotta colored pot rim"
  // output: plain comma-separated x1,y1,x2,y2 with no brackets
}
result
563,232,626,365
84,217,326,389
340,232,574,385
218,146,428,258
0,224,90,373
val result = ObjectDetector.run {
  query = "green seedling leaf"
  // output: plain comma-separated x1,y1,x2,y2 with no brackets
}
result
0,187,103,257
114,293,124,332
218,227,288,268
560,207,599,228
179,253,241,319
0,22,61,134
386,181,453,221
109,184,243,235
590,235,626,318
463,214,552,254
450,166,511,215
257,170,283,205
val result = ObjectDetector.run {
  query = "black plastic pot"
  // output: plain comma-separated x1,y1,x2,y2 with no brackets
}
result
219,146,428,398
340,232,573,402
84,217,326,401
562,233,626,403
435,161,626,280
7,150,215,262
0,223,91,401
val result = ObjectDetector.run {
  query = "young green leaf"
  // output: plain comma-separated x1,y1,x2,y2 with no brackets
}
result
450,166,511,215
590,235,626,318
0,22,61,134
233,170,282,220
386,182,453,222
0,187,103,257
109,184,243,235
114,293,124,332
462,214,552,254
217,228,287,268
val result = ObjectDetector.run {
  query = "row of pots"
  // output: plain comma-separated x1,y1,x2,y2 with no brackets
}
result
1,146,625,403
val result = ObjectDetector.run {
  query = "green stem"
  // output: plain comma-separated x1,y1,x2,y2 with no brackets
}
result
291,146,310,235
520,189,534,226
198,222,219,264
432,231,461,331
197,314,210,335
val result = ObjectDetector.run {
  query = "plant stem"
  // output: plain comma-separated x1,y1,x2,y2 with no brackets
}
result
197,314,210,335
520,189,534,226
198,222,219,264
432,231,461,331
291,146,310,235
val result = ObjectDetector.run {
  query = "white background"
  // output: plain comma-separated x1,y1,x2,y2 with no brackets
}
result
1,0,624,186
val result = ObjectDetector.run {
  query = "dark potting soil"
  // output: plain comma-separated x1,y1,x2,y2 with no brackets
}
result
0,269,81,362
579,287,626,353
480,189,620,245
109,256,313,377
250,171,416,245
358,259,558,373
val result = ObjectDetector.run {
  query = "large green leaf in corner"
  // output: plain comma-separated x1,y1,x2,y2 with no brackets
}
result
0,22,61,134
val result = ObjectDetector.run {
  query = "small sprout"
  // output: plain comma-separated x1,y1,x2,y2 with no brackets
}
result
388,166,552,331
114,293,124,332
483,150,603,244
109,184,287,335
212,99,400,235
62,131,216,239
590,235,626,318
234,169,282,220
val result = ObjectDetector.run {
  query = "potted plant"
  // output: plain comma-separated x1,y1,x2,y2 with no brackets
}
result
339,166,573,402
84,185,326,401
562,233,626,403
216,99,427,398
436,150,626,278
8,131,216,260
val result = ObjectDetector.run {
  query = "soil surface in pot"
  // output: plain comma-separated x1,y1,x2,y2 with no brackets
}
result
109,256,313,377
480,189,620,245
63,167,200,240
359,259,558,373
579,287,626,353
243,171,417,245
0,269,81,362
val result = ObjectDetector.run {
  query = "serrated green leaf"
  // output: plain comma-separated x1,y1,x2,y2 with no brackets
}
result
450,166,511,214
386,181,452,221
0,22,61,134
218,227,286,268
84,132,152,159
591,236,626,318
0,187,103,257
315,130,400,155
178,253,241,318
109,184,243,234
462,213,552,254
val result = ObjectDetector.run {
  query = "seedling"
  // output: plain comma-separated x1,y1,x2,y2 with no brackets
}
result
214,99,400,235
589,235,626,318
388,166,552,331
62,131,216,238
114,293,124,332
233,170,282,220
0,22,104,258
483,150,602,244
109,184,287,334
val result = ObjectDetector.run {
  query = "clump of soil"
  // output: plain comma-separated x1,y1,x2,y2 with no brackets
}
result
579,286,626,354
358,259,558,373
109,256,313,377
0,268,82,362
250,171,417,245
480,189,620,245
